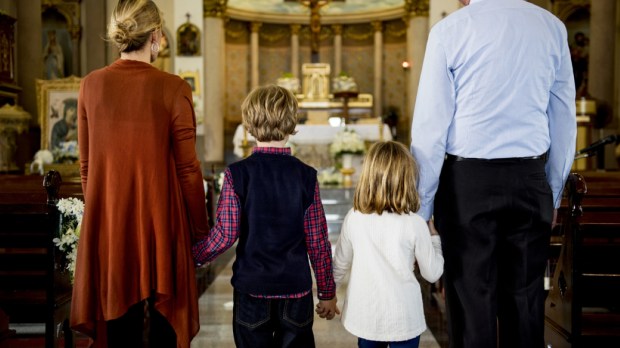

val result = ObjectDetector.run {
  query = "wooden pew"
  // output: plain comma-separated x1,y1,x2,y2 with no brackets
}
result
545,172,620,348
0,171,76,348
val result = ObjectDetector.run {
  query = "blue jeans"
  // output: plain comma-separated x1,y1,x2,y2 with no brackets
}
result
358,336,420,348
233,290,315,348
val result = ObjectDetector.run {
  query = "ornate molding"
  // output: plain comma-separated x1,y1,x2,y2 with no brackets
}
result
371,20,383,33
404,0,429,18
331,24,342,36
250,21,262,33
290,24,302,35
204,0,227,18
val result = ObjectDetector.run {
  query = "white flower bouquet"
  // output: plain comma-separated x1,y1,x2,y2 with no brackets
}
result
52,140,79,163
317,167,343,186
53,197,84,282
329,128,366,157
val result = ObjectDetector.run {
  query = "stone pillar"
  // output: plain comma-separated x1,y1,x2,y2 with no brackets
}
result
372,21,383,118
250,22,261,89
589,0,617,168
16,0,42,121
332,24,343,76
291,24,301,79
405,0,430,143
203,0,227,163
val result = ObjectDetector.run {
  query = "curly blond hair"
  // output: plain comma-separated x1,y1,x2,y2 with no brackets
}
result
107,0,163,53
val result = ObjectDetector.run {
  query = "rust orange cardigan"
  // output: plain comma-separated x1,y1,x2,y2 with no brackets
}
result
71,59,208,347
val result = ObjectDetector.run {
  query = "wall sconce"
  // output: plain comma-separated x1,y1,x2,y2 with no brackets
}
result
401,61,411,70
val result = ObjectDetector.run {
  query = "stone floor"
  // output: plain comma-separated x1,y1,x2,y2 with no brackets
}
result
190,257,442,348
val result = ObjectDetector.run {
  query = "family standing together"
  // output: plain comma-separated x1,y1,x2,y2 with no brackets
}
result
69,0,576,347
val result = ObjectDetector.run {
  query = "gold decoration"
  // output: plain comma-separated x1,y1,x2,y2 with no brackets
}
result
343,24,373,41
250,21,262,33
385,21,407,39
259,25,290,43
225,20,247,39
371,21,383,33
204,0,227,18
331,24,342,36
291,24,302,35
404,0,430,18
35,76,81,151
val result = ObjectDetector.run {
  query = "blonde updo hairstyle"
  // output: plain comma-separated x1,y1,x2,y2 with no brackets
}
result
107,0,163,53
353,141,421,215
241,85,298,142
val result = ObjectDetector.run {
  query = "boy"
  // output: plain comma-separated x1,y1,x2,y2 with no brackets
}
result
193,85,339,348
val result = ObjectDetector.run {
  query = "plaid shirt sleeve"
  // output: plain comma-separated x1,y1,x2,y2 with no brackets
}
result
192,168,239,265
305,180,336,300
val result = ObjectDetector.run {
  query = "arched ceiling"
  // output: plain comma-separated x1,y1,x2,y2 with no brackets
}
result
227,0,407,24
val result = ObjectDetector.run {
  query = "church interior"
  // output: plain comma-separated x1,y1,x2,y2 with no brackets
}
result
1,0,620,347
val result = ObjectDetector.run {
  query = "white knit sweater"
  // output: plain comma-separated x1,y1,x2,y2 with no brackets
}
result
333,209,444,342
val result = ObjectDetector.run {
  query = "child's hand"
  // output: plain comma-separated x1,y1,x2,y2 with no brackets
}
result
315,297,340,320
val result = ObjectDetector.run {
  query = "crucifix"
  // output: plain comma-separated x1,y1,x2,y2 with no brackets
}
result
300,0,329,63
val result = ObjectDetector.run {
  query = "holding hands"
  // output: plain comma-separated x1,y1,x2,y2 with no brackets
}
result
315,297,340,320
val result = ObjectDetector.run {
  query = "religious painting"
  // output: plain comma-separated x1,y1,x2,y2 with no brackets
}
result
179,70,200,96
42,5,76,80
36,76,81,152
177,21,201,56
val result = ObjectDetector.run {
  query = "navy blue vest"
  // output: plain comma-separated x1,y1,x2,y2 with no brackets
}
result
228,151,317,295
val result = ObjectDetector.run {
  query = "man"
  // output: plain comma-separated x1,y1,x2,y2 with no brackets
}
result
410,0,576,347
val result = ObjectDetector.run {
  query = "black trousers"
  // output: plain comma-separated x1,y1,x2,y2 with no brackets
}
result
434,156,553,348
232,290,315,348
106,296,177,348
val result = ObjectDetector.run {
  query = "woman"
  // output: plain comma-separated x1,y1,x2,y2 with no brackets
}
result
70,0,208,346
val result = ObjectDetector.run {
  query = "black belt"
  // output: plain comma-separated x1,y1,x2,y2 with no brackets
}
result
445,153,547,162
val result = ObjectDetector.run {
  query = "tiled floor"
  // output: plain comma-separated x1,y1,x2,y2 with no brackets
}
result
190,257,442,348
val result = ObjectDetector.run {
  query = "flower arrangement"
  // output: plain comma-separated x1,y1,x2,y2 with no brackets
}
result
52,140,79,163
53,197,84,282
329,128,366,157
317,167,343,186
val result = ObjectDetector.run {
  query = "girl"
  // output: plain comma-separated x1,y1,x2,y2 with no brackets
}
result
328,141,444,348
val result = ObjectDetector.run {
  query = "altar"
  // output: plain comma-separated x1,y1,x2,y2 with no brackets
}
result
233,123,392,169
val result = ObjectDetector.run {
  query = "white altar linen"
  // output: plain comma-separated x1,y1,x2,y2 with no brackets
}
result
233,124,392,168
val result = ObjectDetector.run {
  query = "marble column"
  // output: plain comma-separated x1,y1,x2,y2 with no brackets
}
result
291,24,301,79
372,21,383,119
250,22,262,89
405,0,430,143
332,24,343,76
203,1,227,163
589,0,617,168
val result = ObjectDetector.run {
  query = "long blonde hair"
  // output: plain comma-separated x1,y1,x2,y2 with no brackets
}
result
107,0,163,53
353,141,420,214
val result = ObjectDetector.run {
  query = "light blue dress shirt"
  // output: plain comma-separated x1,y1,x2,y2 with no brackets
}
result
410,0,577,221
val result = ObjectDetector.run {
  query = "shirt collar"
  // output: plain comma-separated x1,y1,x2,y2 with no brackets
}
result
252,147,292,155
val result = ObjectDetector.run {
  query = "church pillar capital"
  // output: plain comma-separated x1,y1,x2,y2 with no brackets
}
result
290,24,301,35
250,21,262,33
203,0,227,18
404,0,430,19
371,21,383,33
331,24,342,36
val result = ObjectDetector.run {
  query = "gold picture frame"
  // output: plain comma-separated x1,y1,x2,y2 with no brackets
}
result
36,76,81,150
179,70,200,96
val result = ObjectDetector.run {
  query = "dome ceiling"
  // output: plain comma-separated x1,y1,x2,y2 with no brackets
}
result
228,0,405,16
